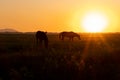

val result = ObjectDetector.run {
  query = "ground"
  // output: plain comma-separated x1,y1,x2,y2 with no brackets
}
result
0,33,120,80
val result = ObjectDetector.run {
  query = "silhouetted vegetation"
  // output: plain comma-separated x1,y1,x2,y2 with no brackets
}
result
0,33,120,80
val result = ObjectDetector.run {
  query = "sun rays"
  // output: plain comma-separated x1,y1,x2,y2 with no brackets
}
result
81,33,114,63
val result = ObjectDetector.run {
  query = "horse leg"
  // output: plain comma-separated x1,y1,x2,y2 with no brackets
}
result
36,38,39,47
69,37,73,41
59,35,61,40
72,37,73,41
36,38,38,44
44,40,48,49
38,40,43,48
62,36,64,41
36,39,42,50
69,37,71,41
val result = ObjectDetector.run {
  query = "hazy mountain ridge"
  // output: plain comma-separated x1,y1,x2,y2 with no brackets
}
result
0,28,19,33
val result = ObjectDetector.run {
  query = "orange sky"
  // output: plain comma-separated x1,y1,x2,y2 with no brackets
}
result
0,0,120,32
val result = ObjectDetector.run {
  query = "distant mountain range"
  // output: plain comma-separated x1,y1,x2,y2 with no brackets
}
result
0,28,19,33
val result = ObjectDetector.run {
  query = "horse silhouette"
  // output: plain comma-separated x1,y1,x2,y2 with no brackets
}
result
59,31,81,41
36,31,48,48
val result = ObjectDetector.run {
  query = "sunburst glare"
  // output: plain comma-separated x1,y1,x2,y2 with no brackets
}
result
82,12,109,32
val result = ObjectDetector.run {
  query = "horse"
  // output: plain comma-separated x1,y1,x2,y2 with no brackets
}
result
59,31,81,41
36,31,48,48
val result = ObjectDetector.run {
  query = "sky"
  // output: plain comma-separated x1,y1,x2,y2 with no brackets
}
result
0,0,120,32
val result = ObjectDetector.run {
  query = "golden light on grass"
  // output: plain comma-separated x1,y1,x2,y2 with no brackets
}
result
82,11,109,32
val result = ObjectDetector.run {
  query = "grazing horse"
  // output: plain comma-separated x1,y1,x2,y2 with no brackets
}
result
36,31,48,48
59,31,81,41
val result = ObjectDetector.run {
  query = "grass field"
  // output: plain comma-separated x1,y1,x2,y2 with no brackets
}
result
0,32,120,80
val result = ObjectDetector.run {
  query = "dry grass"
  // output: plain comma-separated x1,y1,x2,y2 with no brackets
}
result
0,33,120,80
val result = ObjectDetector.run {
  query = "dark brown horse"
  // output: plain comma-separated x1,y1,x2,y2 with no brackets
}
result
59,31,81,41
36,31,48,48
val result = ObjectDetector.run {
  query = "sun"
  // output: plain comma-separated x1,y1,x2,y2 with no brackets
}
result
82,12,108,32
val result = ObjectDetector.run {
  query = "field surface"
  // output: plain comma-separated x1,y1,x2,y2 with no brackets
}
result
0,33,120,80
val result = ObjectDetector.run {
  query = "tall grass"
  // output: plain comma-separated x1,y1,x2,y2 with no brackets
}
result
0,33,120,80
